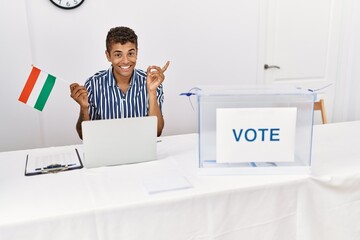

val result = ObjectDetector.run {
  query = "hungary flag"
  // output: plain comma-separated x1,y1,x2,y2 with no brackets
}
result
19,66,57,111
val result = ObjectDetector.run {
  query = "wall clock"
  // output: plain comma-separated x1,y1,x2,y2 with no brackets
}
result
49,0,85,10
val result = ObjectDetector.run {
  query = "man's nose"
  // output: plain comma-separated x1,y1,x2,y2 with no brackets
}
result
122,55,129,63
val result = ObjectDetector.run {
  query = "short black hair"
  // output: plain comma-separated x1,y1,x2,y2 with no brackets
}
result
106,26,138,52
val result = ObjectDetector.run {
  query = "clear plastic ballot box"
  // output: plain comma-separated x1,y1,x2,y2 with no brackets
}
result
194,85,316,175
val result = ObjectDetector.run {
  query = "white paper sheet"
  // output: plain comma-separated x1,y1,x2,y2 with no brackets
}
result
142,175,193,194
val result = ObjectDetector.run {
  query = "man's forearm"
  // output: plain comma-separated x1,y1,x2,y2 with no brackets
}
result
148,93,164,136
76,107,90,139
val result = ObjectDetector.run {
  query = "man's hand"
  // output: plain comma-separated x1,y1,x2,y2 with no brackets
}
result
70,83,89,109
146,61,170,93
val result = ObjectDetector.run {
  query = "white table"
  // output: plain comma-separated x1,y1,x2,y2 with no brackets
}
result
1,121,360,240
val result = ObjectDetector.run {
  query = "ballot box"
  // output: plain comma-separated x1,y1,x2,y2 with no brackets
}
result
195,85,316,175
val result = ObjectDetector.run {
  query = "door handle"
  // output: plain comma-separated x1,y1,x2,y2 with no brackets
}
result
264,64,280,70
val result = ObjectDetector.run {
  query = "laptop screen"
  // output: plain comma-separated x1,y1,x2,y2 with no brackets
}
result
81,116,157,168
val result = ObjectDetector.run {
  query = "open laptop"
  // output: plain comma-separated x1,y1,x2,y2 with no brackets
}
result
81,116,157,168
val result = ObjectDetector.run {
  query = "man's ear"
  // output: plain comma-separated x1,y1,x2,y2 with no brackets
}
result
105,50,111,62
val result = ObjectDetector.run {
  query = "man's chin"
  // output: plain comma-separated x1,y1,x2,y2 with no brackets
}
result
120,70,134,78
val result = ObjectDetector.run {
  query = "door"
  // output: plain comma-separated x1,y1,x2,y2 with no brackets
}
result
258,0,343,123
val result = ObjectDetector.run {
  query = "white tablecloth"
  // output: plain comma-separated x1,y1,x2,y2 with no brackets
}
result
1,121,360,240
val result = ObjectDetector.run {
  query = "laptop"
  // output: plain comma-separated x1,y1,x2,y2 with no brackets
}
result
81,116,157,168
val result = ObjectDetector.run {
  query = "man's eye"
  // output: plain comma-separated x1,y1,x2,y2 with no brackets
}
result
115,54,122,58
129,52,135,57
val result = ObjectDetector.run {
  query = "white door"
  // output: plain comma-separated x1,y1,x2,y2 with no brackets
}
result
258,0,343,123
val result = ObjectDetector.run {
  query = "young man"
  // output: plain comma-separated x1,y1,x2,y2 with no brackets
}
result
70,26,169,139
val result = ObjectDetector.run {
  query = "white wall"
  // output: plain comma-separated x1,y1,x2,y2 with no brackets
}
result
0,0,260,151
350,0,360,120
333,0,360,122
0,1,44,151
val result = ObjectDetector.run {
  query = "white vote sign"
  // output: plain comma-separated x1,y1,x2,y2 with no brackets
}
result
216,108,297,163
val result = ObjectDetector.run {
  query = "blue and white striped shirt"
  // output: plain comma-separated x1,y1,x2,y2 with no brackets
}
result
85,67,164,120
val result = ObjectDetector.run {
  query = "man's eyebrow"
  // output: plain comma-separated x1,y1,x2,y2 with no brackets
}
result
113,49,136,53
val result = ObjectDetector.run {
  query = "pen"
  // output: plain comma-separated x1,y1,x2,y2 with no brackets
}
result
35,163,76,171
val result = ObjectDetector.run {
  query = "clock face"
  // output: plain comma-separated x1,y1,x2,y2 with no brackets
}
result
50,0,85,10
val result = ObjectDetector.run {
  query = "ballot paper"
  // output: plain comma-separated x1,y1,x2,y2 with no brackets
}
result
25,146,83,176
143,175,193,194
141,158,193,194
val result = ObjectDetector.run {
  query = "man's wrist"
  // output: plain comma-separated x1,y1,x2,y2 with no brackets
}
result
148,92,158,104
148,88,157,96
80,106,89,119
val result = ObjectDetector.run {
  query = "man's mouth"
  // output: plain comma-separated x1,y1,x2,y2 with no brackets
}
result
120,65,131,70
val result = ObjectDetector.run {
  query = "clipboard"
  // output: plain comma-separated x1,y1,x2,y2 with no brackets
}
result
25,147,83,176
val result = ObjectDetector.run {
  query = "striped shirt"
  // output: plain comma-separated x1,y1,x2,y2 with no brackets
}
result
85,67,164,120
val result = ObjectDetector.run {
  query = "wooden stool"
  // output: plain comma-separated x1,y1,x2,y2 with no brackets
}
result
314,99,327,124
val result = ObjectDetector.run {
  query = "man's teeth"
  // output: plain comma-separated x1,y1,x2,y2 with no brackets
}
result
121,66,130,69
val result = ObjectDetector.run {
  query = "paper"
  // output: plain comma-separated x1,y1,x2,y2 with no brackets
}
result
142,175,193,194
216,107,297,163
251,162,278,167
25,147,83,176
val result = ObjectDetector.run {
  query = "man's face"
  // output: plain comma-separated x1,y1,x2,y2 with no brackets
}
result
106,42,137,81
